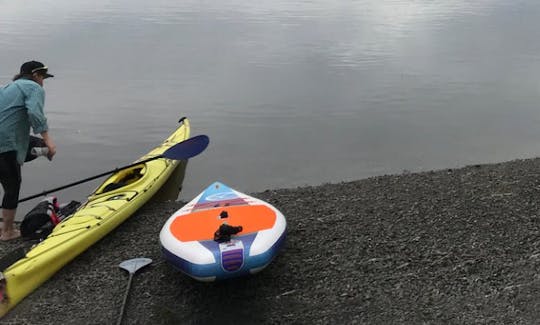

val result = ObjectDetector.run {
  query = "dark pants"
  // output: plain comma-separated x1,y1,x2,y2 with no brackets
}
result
0,151,21,209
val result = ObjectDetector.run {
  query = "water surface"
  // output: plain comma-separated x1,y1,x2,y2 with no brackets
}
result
1,0,540,216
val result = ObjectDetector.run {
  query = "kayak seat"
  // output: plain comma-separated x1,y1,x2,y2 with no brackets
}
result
101,168,144,193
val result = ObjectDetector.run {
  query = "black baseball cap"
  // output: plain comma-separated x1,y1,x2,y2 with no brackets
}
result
20,61,54,78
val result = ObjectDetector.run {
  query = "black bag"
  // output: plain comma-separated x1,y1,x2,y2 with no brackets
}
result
25,136,46,162
20,197,80,240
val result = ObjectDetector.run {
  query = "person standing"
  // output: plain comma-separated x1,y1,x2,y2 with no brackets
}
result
0,61,57,241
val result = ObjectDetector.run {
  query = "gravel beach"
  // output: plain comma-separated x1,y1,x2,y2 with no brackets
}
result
3,158,540,324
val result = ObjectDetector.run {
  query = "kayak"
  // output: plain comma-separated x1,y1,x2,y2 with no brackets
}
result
0,117,192,317
160,182,287,281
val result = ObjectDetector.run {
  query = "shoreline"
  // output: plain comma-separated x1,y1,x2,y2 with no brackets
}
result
3,157,540,324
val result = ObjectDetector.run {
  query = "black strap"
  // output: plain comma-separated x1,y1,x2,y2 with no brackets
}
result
214,223,243,243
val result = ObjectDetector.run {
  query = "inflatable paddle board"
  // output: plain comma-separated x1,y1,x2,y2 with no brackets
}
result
160,182,286,281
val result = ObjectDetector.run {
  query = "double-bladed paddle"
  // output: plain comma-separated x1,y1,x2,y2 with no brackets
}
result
18,134,210,203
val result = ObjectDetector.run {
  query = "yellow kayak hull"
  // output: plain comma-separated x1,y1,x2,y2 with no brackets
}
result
0,118,190,317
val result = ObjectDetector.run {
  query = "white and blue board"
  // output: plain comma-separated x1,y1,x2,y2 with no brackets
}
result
160,182,287,281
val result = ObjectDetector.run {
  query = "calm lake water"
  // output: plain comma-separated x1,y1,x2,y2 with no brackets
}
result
1,0,540,216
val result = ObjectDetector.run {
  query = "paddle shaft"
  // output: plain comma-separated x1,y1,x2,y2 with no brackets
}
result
18,154,164,203
117,273,134,325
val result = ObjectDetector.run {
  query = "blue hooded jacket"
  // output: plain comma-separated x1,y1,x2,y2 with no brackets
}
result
0,78,49,165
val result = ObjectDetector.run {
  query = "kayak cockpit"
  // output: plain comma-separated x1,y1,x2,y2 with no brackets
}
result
95,165,146,194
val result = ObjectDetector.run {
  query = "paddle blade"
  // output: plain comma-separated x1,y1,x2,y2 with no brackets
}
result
162,135,209,160
119,258,153,274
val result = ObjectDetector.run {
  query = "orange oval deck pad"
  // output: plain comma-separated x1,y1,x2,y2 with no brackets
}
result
170,205,277,242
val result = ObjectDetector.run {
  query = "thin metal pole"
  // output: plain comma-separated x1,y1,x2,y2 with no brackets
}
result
117,273,134,325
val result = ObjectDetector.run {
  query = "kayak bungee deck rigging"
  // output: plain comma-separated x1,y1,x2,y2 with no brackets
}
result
0,117,195,317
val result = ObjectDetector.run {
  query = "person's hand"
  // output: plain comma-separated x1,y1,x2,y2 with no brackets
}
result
40,131,56,160
46,141,56,160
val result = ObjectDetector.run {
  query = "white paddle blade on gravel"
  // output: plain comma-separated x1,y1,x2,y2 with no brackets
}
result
119,258,152,274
